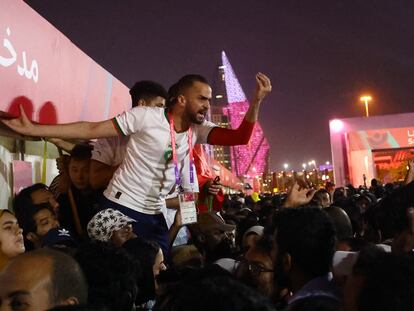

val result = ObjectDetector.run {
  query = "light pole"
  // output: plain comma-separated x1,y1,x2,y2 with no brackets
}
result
360,95,372,117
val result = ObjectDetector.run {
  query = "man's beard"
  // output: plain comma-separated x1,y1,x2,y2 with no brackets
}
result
185,107,205,125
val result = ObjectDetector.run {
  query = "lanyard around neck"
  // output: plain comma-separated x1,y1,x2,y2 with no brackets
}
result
168,112,194,187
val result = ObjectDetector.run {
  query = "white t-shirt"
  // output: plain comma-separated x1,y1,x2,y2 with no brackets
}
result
104,107,215,214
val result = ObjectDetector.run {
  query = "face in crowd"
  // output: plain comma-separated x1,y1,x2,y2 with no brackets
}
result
26,189,60,247
68,158,90,190
0,211,25,259
236,244,275,298
182,81,212,125
0,255,53,311
27,189,59,240
111,223,136,247
0,250,87,311
153,248,167,293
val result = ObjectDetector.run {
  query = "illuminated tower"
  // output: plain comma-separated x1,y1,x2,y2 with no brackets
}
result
221,51,270,177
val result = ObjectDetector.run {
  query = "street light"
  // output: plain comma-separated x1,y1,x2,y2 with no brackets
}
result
360,95,372,117
283,163,289,170
302,163,307,170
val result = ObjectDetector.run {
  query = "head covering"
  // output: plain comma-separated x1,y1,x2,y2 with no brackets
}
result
42,227,75,247
242,225,264,242
87,208,136,242
196,212,236,233
251,192,261,203
214,258,239,274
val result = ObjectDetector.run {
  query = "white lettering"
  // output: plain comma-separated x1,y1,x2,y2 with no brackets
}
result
408,130,414,137
17,51,29,77
30,59,39,82
0,27,17,67
1,27,39,83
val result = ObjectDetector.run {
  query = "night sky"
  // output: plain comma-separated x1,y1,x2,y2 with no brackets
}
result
24,0,414,171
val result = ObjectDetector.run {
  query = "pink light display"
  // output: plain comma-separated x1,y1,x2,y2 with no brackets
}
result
221,51,270,177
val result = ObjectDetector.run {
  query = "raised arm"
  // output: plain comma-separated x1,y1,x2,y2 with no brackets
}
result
2,105,118,140
245,72,272,122
208,72,272,145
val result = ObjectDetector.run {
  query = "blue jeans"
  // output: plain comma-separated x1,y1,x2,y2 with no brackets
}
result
100,196,169,256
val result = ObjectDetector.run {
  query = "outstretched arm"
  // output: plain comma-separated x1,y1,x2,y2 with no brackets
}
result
2,105,118,140
208,72,271,145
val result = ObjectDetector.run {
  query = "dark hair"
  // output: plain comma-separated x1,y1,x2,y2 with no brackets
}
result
365,181,414,240
13,184,56,249
26,249,88,306
272,207,336,278
69,144,92,161
286,296,341,311
123,237,160,304
18,203,55,236
313,189,331,205
167,74,209,108
75,241,137,311
358,253,414,311
13,183,48,217
154,268,274,311
129,80,168,108
323,206,353,240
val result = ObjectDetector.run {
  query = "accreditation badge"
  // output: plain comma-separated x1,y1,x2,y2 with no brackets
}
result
178,191,197,225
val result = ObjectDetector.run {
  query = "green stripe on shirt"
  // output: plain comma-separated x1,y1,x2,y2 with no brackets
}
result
112,118,127,136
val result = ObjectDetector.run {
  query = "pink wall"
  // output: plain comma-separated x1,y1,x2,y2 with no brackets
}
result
0,0,130,125
330,112,414,186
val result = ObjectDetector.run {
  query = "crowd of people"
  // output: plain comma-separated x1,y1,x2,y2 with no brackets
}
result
1,73,414,311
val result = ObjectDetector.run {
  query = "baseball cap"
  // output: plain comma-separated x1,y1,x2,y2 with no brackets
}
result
42,227,75,247
87,208,136,242
196,212,236,233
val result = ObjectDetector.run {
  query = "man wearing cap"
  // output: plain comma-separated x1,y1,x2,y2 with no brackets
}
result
189,212,237,263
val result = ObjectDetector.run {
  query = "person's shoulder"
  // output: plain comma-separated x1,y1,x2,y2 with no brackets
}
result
130,106,166,120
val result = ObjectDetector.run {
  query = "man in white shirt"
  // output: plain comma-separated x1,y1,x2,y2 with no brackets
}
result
3,73,271,254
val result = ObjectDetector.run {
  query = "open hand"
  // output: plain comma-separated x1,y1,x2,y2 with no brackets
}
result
283,182,316,208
